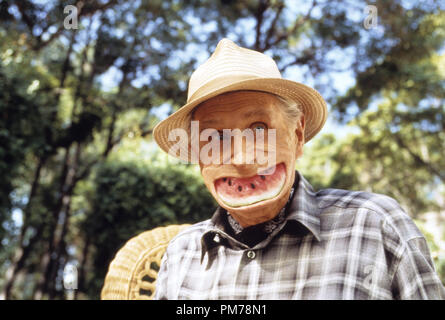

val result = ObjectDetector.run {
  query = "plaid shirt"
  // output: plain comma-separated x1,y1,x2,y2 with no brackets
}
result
154,171,445,300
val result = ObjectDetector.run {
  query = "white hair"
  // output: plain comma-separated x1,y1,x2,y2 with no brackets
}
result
274,94,303,127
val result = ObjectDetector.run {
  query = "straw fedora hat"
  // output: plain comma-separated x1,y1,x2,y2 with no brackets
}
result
153,38,327,162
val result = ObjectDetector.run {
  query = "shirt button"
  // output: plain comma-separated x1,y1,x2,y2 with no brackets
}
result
246,250,256,259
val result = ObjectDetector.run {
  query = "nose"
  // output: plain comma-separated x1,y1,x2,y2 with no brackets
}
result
232,163,252,173
230,130,255,165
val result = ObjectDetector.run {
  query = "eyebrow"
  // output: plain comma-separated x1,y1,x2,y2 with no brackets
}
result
198,118,220,127
195,108,271,128
242,110,269,119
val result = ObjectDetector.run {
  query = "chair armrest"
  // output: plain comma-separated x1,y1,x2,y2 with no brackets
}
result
101,224,190,300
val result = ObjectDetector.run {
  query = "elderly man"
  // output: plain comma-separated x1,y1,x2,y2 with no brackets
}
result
152,38,445,299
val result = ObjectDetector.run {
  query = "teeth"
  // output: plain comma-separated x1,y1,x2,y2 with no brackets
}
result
218,180,285,207
258,165,277,175
214,163,286,207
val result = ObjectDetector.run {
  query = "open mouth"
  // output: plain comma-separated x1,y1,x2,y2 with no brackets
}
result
214,163,286,207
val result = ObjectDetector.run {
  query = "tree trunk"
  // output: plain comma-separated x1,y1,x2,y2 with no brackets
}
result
1,155,46,299
1,224,44,299
48,143,81,299
1,29,77,300
32,47,129,299
74,235,91,300
33,144,74,299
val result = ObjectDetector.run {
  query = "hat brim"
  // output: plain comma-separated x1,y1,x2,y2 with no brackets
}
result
153,78,327,162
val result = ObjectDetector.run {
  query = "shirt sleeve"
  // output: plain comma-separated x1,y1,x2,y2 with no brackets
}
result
153,250,169,300
391,236,445,299
375,194,445,299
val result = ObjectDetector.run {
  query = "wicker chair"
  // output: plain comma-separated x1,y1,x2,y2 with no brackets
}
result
101,224,190,300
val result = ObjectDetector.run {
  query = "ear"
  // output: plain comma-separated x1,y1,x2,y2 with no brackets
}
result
295,114,305,158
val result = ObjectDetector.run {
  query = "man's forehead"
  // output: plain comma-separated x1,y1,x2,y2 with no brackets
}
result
193,92,280,123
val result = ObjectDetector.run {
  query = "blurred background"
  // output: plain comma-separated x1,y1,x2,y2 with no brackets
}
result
0,0,443,299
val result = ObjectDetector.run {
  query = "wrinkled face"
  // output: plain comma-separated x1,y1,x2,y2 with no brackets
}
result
192,91,305,227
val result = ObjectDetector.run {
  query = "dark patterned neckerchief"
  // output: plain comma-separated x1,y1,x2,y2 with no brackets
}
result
224,186,296,247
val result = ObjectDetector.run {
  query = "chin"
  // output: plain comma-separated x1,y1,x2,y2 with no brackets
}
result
211,162,295,213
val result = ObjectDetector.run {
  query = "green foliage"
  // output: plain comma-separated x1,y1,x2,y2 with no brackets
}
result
336,7,445,118
0,62,55,239
80,158,216,298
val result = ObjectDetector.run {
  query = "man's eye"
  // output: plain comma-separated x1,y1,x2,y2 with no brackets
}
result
250,122,267,131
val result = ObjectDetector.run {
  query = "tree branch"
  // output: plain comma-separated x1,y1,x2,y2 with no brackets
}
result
254,0,270,51
393,132,445,182
73,126,153,186
265,0,317,50
264,2,285,51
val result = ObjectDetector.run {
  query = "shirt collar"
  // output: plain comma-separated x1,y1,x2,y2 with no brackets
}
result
201,171,322,257
285,171,322,242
